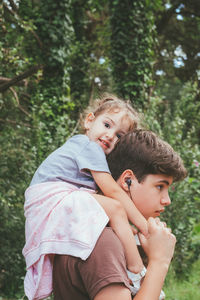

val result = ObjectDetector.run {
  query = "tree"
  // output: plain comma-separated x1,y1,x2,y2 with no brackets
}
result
109,0,155,107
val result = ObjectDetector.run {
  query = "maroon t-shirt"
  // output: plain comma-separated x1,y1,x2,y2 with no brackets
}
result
53,227,131,300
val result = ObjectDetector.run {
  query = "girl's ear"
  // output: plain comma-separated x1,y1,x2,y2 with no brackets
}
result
84,113,95,130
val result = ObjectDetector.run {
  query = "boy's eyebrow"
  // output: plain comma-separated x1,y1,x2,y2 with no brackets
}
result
157,180,170,186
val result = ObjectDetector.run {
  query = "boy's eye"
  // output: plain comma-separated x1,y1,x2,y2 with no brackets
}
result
104,122,110,128
157,185,163,190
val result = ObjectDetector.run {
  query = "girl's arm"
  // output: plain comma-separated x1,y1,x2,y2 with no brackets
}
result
91,170,148,236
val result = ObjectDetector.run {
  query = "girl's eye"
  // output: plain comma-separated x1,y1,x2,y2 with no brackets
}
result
116,133,121,139
104,122,110,128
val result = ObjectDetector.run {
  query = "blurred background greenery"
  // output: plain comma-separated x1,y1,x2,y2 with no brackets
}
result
0,0,199,298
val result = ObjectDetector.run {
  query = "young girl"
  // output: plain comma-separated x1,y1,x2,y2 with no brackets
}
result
23,94,148,300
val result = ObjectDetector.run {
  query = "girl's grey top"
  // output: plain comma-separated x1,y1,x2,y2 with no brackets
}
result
30,134,110,190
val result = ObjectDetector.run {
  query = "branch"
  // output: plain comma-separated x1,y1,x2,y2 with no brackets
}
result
0,76,26,86
30,30,43,49
9,87,31,117
9,86,19,105
21,92,31,100
0,65,42,92
69,119,80,138
0,118,31,128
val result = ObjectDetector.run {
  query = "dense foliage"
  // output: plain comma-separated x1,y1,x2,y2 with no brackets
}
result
109,0,155,107
0,0,199,297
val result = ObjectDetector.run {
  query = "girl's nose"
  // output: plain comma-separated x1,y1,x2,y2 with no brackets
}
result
106,130,115,140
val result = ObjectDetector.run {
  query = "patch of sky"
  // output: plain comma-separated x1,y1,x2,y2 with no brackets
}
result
94,77,101,86
4,0,19,8
176,3,185,13
155,70,165,76
165,3,171,9
196,70,200,80
174,57,184,67
11,24,16,29
160,49,169,57
177,14,183,20
174,45,187,59
173,45,187,68
99,57,105,65
176,3,184,20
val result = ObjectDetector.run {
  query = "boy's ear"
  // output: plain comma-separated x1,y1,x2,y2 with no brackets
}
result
84,113,95,130
118,169,136,192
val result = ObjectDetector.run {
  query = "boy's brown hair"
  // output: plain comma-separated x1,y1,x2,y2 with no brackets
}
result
107,129,187,182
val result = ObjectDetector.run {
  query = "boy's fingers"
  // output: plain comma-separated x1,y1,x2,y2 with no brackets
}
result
165,227,172,234
155,217,166,228
154,217,160,225
147,217,157,233
141,228,149,238
148,217,168,231
138,232,146,246
131,226,138,235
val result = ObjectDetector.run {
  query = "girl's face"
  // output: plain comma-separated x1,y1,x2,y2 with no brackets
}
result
85,110,131,154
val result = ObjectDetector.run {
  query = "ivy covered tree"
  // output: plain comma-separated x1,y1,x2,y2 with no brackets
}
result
69,0,113,119
109,0,155,107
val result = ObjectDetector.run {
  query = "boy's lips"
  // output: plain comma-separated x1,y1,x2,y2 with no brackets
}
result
99,139,110,149
155,208,165,216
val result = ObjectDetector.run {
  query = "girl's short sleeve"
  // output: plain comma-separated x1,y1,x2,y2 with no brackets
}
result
76,138,110,175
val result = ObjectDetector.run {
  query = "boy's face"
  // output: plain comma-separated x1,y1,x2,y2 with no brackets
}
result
128,174,173,220
84,111,130,155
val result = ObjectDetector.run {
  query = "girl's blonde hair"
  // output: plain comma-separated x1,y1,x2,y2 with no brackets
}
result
81,93,141,132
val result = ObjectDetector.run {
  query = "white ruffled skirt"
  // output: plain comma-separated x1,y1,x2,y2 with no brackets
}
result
22,181,109,300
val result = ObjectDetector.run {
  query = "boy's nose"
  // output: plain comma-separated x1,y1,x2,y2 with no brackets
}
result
161,194,171,206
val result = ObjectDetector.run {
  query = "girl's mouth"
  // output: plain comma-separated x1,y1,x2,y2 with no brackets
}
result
99,139,110,149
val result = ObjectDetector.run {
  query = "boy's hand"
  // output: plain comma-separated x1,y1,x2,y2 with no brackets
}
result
139,217,176,265
130,225,138,235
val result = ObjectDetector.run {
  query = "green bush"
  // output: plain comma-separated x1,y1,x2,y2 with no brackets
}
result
164,259,200,299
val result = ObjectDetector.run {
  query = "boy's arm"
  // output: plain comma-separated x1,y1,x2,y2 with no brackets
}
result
91,170,148,236
94,284,132,300
94,218,175,300
134,217,176,300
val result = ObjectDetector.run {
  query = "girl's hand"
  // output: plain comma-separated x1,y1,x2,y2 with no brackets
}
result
133,214,149,237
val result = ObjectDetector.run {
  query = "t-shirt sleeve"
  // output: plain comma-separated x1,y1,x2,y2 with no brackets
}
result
76,138,111,174
78,228,131,299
